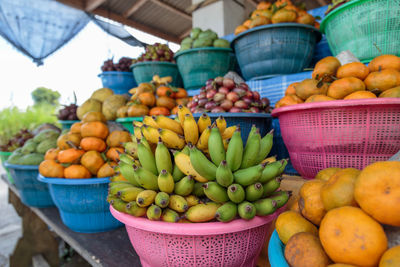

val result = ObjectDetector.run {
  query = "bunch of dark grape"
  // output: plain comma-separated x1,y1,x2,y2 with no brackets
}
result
0,129,33,152
133,43,175,64
101,59,115,72
57,104,78,120
101,57,132,72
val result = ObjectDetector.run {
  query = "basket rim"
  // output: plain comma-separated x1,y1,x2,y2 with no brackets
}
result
0,151,12,156
129,61,178,70
115,117,144,123
58,120,80,124
110,205,284,235
174,47,233,59
98,71,133,77
320,0,369,33
271,98,400,117
231,23,322,46
170,112,272,119
4,162,38,170
37,174,110,185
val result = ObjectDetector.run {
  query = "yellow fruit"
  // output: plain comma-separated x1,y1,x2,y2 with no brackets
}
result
327,77,366,99
299,180,326,225
336,62,370,80
379,245,400,267
276,211,318,244
315,167,341,181
343,90,377,100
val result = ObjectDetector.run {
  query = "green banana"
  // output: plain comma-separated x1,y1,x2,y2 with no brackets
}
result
137,139,158,175
133,165,159,190
193,182,205,197
161,208,180,223
140,136,151,151
259,159,287,183
109,181,131,187
238,201,256,220
208,126,226,166
107,194,118,203
262,177,283,197
247,125,257,141
255,129,274,164
245,183,264,202
185,202,220,223
174,175,194,196
189,144,217,180
157,169,174,193
168,195,188,212
117,186,144,202
216,160,233,187
109,182,134,196
110,199,127,213
233,163,266,186
126,201,147,217
254,198,277,216
216,202,237,222
203,182,229,203
123,141,137,158
147,204,162,220
241,129,261,169
227,184,245,203
270,190,292,209
172,163,185,182
119,163,140,187
181,145,190,155
226,128,243,171
155,138,172,174
155,192,170,208
136,190,157,207
119,153,135,165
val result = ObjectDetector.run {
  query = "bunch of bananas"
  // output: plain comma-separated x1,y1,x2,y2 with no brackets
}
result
108,106,291,223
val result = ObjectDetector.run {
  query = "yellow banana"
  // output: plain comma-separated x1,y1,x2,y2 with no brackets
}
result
222,125,237,139
196,126,211,151
223,138,229,151
216,116,227,133
185,202,221,222
142,125,160,144
159,128,185,149
143,116,159,128
174,152,208,183
134,126,142,139
261,155,277,164
133,121,143,127
177,105,193,127
136,190,157,207
160,76,172,84
152,75,161,84
197,113,211,133
155,115,183,135
185,195,201,207
168,195,188,213
183,114,199,145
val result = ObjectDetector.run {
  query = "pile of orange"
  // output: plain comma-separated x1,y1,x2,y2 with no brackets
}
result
235,0,318,35
39,111,131,179
275,161,400,267
276,54,400,108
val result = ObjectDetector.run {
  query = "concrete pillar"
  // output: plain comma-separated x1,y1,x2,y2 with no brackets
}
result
192,0,245,37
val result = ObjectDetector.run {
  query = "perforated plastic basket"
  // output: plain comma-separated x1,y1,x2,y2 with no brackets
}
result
130,61,182,86
268,230,289,267
38,175,122,233
272,98,400,179
110,206,284,267
4,163,54,207
116,116,143,133
98,71,137,95
320,0,400,62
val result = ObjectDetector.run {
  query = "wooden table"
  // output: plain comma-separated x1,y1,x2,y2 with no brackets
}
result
1,175,141,267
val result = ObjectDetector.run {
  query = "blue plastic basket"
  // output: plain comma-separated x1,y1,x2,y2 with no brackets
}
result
37,175,123,233
174,47,236,91
231,23,321,80
4,163,54,207
58,120,80,131
98,71,137,95
191,113,272,141
130,61,183,86
268,230,289,267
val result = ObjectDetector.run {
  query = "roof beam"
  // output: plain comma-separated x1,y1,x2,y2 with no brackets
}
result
123,0,147,18
150,0,192,20
246,0,258,8
179,28,192,39
85,0,106,11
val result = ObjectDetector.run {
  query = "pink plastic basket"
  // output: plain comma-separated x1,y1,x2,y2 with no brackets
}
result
272,98,400,179
110,206,284,267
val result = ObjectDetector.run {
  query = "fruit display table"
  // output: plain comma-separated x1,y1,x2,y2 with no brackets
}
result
1,174,141,267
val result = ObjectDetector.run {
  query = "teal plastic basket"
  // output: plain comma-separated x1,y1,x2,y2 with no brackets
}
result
58,120,79,130
0,151,13,183
174,47,236,90
320,0,400,62
116,117,143,133
130,62,182,87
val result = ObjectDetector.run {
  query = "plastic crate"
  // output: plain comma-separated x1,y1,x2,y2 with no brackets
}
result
4,163,54,207
58,120,79,131
231,23,321,80
130,62,182,87
116,117,143,133
272,98,400,179
320,0,400,62
98,71,137,95
174,47,235,90
38,175,123,233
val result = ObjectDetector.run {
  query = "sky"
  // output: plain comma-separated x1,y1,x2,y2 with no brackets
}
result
0,22,179,109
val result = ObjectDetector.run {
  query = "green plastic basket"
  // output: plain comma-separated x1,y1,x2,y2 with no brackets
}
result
174,47,236,90
116,117,143,133
320,0,400,63
58,120,80,130
130,62,183,87
0,151,14,183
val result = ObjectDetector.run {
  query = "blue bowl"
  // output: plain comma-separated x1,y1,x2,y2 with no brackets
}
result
231,23,322,80
37,175,123,233
268,230,289,267
4,163,54,207
98,71,137,95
